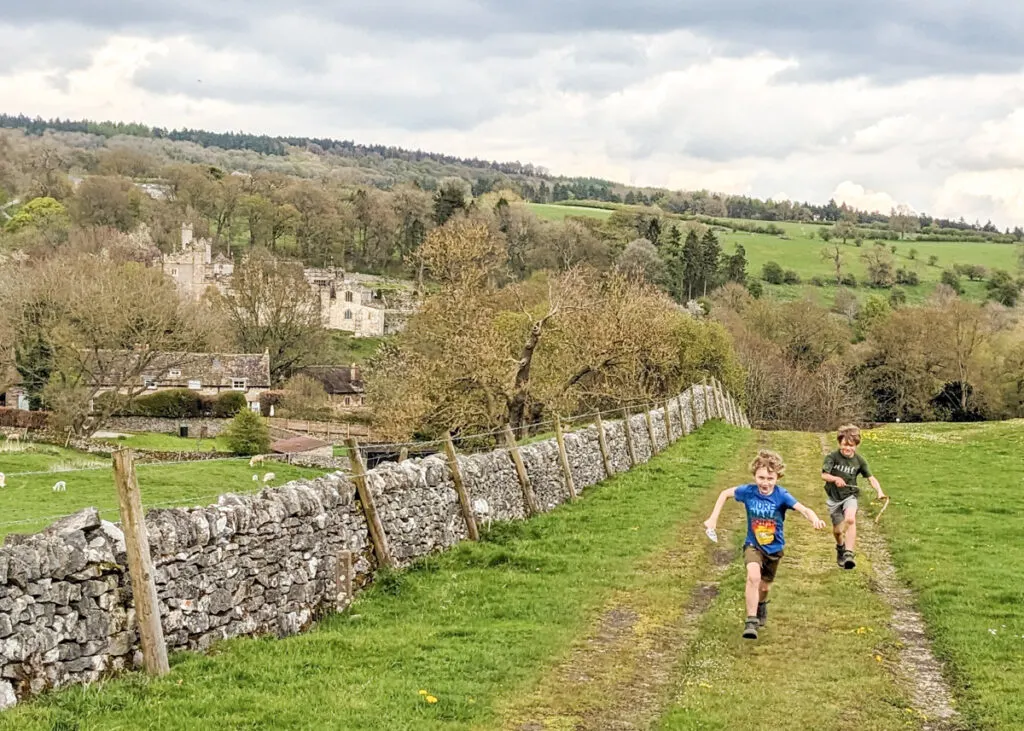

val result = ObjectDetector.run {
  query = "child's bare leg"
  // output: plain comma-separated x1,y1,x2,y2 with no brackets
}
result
832,522,844,545
745,562,762,617
759,580,771,603
843,508,857,551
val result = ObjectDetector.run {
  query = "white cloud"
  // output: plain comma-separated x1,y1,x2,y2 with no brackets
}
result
2,12,1024,228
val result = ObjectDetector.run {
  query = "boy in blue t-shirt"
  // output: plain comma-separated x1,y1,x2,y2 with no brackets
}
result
704,449,826,639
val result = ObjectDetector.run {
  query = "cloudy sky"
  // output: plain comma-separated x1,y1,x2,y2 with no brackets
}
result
3,2,1024,227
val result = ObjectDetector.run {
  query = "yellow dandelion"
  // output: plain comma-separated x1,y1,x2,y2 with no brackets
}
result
426,695,438,704
418,690,428,695
874,654,883,663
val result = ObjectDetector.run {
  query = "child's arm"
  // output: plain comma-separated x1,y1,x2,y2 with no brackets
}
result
868,475,886,499
821,471,847,488
703,488,737,532
793,502,827,530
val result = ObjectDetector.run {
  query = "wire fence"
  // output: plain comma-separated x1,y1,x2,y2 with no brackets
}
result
0,385,731,534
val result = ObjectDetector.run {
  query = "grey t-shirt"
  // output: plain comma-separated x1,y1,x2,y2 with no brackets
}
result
822,450,872,502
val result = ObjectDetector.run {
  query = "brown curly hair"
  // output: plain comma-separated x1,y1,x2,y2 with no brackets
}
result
837,424,862,446
750,449,786,478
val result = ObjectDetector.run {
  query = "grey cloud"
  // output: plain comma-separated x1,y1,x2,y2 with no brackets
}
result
6,1,1024,82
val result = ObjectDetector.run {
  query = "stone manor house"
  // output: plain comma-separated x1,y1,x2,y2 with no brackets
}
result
162,224,418,338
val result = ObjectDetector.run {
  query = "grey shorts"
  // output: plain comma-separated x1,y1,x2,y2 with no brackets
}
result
826,495,858,525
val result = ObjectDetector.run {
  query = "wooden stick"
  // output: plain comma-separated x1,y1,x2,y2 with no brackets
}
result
594,412,614,477
443,433,479,540
503,425,539,516
661,398,673,444
346,437,394,568
112,449,169,677
553,415,577,501
643,406,657,454
621,408,637,466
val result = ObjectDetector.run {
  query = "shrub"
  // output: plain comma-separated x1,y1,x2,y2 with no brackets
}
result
940,269,963,294
840,274,858,287
895,268,920,286
889,287,907,306
132,389,203,418
761,261,784,284
211,391,247,418
810,276,825,287
782,270,802,285
746,280,764,298
223,409,270,456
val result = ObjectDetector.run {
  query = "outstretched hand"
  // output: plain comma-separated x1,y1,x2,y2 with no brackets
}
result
811,517,827,530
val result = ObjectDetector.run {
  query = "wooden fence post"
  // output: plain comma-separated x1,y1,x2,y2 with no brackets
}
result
443,433,479,540
398,447,408,463
713,378,727,420
346,437,394,568
621,408,637,466
687,387,699,430
702,378,713,420
673,395,687,436
643,406,657,454
661,398,673,443
503,425,540,516
594,412,614,477
553,415,577,501
112,449,169,677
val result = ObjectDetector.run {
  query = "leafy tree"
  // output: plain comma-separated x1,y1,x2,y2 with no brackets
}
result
722,244,747,284
433,178,469,225
699,229,721,296
223,408,270,456
762,261,784,285
940,269,963,294
986,269,1022,306
617,238,664,284
681,229,702,300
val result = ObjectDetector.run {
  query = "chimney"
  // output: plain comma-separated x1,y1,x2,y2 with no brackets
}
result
350,363,358,382
181,222,193,249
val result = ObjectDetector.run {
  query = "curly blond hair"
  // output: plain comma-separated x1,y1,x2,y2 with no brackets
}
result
750,449,785,478
837,424,862,446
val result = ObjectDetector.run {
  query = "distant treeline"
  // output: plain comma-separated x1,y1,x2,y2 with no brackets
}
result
2,113,1019,237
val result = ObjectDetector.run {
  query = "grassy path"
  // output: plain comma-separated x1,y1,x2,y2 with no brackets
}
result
0,423,751,730
654,431,917,731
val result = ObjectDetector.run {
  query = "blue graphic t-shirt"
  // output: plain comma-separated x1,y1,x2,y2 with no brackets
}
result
734,484,799,554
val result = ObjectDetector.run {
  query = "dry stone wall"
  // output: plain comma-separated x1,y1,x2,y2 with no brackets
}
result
0,384,745,709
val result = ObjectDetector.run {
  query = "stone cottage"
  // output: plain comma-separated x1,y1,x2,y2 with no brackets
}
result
295,365,366,411
91,351,271,413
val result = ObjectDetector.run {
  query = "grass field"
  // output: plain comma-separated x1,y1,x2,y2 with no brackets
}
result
865,420,1024,730
0,442,328,538
0,420,1020,729
527,202,614,221
96,432,232,452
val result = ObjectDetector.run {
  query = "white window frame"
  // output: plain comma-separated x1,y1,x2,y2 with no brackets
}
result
168,369,182,378
232,378,247,391
188,380,202,390
143,376,157,390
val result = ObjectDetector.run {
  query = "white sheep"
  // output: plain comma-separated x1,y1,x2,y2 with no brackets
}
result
52,480,66,492
0,472,5,488
252,474,259,481
249,455,266,467
262,472,276,483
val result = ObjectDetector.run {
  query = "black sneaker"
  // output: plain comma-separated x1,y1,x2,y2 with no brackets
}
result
756,600,769,627
742,617,759,640
836,544,846,568
842,549,856,570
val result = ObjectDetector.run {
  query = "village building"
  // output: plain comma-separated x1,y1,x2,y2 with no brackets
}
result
161,224,418,337
295,365,366,411
91,351,271,414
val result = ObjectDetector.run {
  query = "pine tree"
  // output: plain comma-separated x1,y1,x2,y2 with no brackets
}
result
700,229,722,296
723,244,747,284
681,230,702,301
662,225,686,301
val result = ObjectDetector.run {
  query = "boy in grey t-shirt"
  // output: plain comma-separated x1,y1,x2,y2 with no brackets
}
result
822,424,886,570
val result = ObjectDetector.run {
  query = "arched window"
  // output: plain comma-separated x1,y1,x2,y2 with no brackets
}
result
344,310,352,320
344,291,353,302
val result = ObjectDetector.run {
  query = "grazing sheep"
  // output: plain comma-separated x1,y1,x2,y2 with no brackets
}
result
249,455,266,467
0,472,5,488
52,480,66,492
252,474,259,481
4,431,20,444
262,472,276,483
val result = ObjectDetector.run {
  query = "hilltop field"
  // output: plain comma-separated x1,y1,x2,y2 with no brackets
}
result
529,202,1020,305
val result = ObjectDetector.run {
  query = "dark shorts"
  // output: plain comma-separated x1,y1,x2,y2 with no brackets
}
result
744,545,783,583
